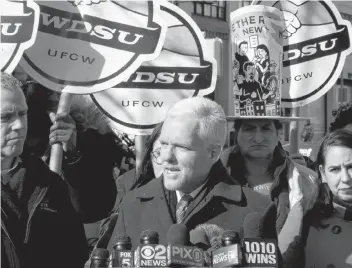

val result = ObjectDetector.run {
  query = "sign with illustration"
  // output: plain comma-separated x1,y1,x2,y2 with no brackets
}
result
19,1,166,94
91,2,217,135
231,5,284,117
1,0,40,73
253,0,352,107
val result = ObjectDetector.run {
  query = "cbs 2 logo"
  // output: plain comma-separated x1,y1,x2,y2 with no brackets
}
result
140,245,167,260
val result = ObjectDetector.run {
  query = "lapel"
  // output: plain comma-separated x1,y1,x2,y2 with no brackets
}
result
183,161,243,224
135,177,175,228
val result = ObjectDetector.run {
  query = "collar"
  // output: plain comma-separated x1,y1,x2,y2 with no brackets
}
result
1,157,23,185
135,161,243,203
176,180,207,203
333,200,352,221
228,147,287,185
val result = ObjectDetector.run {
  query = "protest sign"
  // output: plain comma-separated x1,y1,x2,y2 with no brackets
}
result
1,0,40,73
91,2,217,135
230,5,284,117
19,1,167,94
253,0,352,107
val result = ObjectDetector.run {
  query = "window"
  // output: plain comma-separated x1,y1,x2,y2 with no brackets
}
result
337,86,348,104
341,12,352,23
242,1,252,7
194,1,226,20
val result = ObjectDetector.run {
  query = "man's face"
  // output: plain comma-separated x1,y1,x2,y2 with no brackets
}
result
245,65,255,80
237,120,279,159
1,87,28,160
269,65,275,73
159,116,215,193
240,44,248,54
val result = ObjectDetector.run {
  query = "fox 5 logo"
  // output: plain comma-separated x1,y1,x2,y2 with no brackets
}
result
119,251,134,267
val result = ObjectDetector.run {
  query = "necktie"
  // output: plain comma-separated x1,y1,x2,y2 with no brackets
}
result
176,194,193,224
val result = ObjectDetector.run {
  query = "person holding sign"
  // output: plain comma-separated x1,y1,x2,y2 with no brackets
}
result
1,72,88,268
305,130,352,268
235,41,249,79
21,82,118,224
239,61,264,109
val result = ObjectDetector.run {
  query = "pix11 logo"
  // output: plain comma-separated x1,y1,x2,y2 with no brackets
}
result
1,0,40,73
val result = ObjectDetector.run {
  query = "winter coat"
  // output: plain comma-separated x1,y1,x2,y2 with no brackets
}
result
1,154,88,268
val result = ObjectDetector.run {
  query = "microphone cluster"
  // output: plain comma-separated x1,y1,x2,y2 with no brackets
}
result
91,222,279,268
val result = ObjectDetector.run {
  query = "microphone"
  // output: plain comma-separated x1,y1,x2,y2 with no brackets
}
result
112,235,134,267
243,212,264,238
193,224,224,250
194,223,224,240
242,213,279,267
90,248,110,268
167,224,204,267
193,223,225,266
189,229,211,266
211,230,242,268
136,230,168,267
190,229,210,250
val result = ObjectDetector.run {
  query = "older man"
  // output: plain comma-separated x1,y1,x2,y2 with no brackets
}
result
1,72,88,268
102,97,278,251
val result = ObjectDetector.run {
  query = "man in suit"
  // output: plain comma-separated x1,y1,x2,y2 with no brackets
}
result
102,97,278,250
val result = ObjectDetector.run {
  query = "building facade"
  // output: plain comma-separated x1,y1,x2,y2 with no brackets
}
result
176,0,352,158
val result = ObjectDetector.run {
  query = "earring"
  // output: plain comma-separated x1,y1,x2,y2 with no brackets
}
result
319,165,327,183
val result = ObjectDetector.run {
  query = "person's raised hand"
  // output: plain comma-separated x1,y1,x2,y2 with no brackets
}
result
49,112,77,153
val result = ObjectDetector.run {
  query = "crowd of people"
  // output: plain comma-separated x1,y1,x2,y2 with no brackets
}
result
1,71,352,268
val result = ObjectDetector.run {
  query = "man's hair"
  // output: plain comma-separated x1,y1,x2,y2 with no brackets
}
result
166,97,227,148
239,41,248,49
1,72,22,92
243,61,255,72
329,103,352,132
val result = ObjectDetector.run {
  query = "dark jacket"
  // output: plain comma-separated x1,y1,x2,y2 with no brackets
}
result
59,129,117,223
1,154,89,268
99,168,137,237
99,161,278,251
226,147,318,268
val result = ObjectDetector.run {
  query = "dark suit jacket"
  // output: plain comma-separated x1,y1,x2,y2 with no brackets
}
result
104,161,278,251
